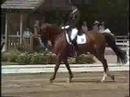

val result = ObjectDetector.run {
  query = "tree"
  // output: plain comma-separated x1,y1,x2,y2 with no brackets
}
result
78,0,129,35
1,0,6,4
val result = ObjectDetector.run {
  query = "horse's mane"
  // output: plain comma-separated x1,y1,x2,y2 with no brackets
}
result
41,23,52,29
41,23,62,33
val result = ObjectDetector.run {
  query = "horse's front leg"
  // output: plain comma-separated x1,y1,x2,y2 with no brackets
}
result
50,56,61,83
63,59,73,83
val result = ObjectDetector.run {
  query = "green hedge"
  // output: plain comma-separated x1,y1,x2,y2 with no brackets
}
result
76,54,95,64
16,53,32,64
1,50,21,62
1,51,95,64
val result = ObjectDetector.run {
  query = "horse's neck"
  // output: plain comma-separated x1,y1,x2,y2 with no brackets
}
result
48,28,62,45
50,34,57,44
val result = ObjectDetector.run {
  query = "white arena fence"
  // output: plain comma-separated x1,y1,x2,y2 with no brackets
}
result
115,36,129,48
115,36,129,63
2,63,129,74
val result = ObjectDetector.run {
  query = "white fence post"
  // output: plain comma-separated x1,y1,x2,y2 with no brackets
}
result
116,36,129,65
126,40,129,65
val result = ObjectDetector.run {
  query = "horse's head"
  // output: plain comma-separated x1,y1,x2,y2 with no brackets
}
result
37,23,49,37
37,23,63,42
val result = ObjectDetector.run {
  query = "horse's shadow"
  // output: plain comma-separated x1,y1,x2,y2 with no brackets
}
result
72,80,115,83
52,78,115,83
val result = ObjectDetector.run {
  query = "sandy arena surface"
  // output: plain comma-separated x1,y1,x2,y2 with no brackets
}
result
2,71,129,97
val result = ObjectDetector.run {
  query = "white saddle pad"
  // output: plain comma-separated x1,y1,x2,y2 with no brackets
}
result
65,33,87,45
77,34,87,44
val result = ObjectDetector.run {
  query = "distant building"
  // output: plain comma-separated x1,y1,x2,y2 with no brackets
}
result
1,0,72,51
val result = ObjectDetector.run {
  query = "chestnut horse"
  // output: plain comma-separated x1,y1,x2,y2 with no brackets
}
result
38,23,127,83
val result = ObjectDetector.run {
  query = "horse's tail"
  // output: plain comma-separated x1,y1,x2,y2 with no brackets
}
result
103,33,127,64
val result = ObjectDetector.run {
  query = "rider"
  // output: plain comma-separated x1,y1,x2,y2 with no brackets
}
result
99,21,105,33
64,5,80,56
81,21,88,33
92,20,100,32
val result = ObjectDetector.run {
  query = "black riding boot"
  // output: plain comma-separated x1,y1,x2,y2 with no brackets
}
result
71,39,79,57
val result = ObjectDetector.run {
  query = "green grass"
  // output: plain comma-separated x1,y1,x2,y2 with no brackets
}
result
2,62,19,65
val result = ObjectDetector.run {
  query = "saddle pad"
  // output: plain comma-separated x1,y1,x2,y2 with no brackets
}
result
65,33,87,45
76,34,87,44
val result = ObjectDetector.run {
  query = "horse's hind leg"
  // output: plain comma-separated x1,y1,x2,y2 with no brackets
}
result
50,56,61,83
95,53,115,82
63,59,73,83
100,58,115,82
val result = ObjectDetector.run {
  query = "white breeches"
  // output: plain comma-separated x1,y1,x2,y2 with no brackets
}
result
70,28,78,40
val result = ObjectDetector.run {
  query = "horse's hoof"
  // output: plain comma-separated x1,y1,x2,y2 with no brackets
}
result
111,75,115,81
67,75,73,83
100,80,104,83
50,80,53,83
49,78,54,83
100,78,105,82
67,78,72,83
71,74,74,79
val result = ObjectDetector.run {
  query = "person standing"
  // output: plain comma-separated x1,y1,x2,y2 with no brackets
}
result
92,20,100,32
99,21,105,33
81,21,88,33
23,28,32,49
34,20,40,36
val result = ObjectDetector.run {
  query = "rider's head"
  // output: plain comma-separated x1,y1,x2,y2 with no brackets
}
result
93,20,99,25
71,5,77,11
101,21,104,25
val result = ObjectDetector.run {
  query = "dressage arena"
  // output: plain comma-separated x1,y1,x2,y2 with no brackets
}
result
2,71,129,97
2,56,129,97
2,50,129,97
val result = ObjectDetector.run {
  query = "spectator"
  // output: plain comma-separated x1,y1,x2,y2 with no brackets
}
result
81,21,88,33
23,28,32,49
92,20,100,32
34,20,40,35
16,31,20,36
99,21,105,33
23,28,32,38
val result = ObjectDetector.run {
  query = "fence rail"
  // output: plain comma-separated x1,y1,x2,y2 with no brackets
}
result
2,35,129,52
2,63,129,74
7,35,33,50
